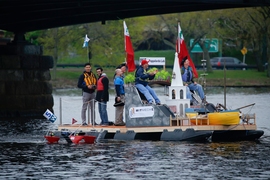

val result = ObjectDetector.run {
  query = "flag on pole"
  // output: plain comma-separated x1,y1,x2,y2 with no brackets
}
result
43,109,57,123
123,21,136,72
83,34,90,48
72,118,77,124
176,23,198,78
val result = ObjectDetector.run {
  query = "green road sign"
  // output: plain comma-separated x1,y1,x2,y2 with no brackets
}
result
190,38,219,53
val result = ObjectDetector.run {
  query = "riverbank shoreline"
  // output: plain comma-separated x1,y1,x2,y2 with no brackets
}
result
50,78,270,89
50,68,270,89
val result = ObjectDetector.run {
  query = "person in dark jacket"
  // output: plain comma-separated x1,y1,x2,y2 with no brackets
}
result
135,59,161,105
77,63,97,126
181,56,205,102
95,67,109,126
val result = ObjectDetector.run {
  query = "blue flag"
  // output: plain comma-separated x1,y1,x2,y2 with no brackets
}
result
83,34,90,48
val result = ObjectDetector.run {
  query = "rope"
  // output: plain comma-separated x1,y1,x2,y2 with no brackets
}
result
59,97,115,126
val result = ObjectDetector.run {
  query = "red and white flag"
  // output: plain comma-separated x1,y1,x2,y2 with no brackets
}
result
176,22,198,78
72,118,77,124
123,21,136,72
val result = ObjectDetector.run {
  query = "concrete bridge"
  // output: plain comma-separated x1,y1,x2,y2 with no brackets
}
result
0,0,269,119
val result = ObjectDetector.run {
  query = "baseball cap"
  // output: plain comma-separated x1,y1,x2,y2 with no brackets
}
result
141,59,149,66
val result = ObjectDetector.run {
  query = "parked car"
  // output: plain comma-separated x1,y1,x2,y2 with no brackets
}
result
210,57,247,70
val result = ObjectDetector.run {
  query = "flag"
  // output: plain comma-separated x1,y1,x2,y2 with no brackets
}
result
176,23,198,78
72,118,77,124
83,34,90,48
43,109,57,123
123,21,136,72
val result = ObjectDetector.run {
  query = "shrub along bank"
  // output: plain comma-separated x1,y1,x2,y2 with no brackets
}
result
50,68,270,89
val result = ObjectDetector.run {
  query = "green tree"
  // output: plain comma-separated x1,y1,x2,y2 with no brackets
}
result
28,8,270,78
37,26,77,79
211,7,270,76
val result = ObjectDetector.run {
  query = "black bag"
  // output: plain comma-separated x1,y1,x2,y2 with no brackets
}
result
113,97,125,107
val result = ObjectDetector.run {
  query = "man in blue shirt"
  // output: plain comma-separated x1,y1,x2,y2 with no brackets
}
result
135,59,161,105
114,68,126,126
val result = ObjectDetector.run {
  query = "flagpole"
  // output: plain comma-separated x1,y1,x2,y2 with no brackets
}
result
178,21,180,54
124,21,127,73
87,45,89,63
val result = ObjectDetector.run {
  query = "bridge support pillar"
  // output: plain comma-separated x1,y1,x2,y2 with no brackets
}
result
0,33,54,119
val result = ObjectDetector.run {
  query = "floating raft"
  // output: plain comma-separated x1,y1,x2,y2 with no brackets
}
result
58,121,262,142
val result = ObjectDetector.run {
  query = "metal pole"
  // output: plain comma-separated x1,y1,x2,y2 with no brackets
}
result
243,54,246,70
236,103,255,110
60,97,62,125
92,99,95,127
87,46,89,63
224,60,226,108
201,59,207,91
87,101,90,125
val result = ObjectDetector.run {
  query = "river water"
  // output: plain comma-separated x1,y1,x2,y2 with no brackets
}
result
0,87,270,179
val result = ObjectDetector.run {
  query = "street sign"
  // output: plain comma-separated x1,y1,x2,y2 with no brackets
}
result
190,38,219,53
241,47,247,55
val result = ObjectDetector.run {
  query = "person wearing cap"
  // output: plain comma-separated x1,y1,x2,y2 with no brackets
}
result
135,59,161,105
181,56,205,103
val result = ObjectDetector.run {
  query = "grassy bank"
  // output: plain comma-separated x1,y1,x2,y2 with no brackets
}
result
50,68,270,89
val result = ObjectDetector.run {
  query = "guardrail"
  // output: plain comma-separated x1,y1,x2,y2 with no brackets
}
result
197,65,257,70
56,64,258,69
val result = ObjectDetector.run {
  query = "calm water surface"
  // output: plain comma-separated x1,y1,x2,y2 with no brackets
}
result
0,87,270,179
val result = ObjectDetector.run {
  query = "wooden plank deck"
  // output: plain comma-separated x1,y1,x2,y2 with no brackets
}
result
58,124,257,133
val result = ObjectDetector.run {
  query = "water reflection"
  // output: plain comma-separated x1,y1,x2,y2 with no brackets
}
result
1,137,270,179
0,87,270,179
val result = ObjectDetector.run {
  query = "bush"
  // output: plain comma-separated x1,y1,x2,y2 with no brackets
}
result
124,74,135,84
124,68,171,84
154,69,171,81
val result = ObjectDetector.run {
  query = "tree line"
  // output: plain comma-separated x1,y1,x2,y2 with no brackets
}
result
23,7,270,77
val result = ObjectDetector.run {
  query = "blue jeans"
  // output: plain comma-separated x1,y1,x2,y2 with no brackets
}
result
135,84,160,104
188,83,205,100
186,86,192,100
98,101,109,125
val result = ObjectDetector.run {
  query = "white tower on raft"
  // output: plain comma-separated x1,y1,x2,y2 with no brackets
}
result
165,52,190,116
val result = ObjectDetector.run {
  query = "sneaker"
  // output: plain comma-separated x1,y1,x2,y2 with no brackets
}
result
108,121,115,126
101,124,108,127
156,103,161,105
202,99,208,104
82,123,88,126
115,122,126,126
